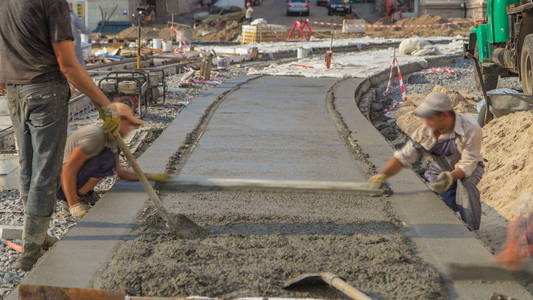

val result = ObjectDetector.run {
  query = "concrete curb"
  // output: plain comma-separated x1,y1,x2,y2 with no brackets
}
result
5,76,256,300
332,75,532,299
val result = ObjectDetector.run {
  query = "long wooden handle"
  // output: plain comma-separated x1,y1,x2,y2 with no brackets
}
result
322,273,372,300
112,131,169,215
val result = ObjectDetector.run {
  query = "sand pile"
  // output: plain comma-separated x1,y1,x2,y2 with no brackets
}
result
395,85,478,135
478,110,533,219
367,15,472,38
193,21,241,42
114,24,191,40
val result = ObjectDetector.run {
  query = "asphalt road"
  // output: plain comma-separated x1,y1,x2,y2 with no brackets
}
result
253,0,347,26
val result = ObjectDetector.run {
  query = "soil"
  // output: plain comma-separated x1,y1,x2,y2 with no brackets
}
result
113,24,185,40
394,85,478,136
93,191,445,299
478,110,533,220
366,15,471,38
192,21,242,42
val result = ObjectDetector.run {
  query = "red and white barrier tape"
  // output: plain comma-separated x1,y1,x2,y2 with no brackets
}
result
308,19,472,29
383,56,406,118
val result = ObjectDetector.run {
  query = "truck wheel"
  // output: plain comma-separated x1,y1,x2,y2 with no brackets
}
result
520,34,533,95
473,43,498,91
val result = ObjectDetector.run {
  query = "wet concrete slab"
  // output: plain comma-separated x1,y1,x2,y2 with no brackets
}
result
179,77,367,182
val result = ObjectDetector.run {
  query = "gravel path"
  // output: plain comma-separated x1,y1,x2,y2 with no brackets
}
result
0,67,244,299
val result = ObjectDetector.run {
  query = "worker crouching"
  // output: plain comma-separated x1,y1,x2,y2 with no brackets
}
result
369,93,485,230
58,103,168,219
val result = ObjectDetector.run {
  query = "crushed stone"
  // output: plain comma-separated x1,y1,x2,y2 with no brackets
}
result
94,191,445,300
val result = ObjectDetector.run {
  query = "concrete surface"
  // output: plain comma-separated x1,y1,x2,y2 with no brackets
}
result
179,77,367,181
0,225,22,240
94,190,445,299
333,78,532,299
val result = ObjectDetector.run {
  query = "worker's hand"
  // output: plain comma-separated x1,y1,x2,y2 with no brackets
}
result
69,202,90,220
100,104,121,134
146,173,169,182
0,83,6,95
368,174,387,189
430,171,453,193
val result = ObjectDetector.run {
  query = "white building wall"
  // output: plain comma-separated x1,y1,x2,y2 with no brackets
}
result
69,0,130,31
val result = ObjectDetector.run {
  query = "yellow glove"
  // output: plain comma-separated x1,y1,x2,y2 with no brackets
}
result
430,171,453,193
146,173,169,182
69,202,90,220
100,104,121,134
368,174,387,189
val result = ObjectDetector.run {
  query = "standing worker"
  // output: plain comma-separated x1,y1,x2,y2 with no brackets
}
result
0,0,120,271
245,3,255,24
69,3,91,65
369,93,485,230
58,103,168,219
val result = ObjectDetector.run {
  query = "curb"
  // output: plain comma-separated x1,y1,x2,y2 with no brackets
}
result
4,76,256,300
333,74,532,299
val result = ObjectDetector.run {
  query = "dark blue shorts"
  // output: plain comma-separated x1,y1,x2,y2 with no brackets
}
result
57,148,116,200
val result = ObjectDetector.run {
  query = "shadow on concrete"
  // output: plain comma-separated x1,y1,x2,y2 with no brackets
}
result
205,221,398,236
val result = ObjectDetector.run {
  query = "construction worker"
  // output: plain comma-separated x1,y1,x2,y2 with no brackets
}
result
0,0,120,271
245,3,255,24
58,103,168,219
496,194,533,270
369,93,485,230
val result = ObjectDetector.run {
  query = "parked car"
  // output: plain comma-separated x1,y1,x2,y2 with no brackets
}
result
327,0,351,15
287,0,310,16
317,0,329,6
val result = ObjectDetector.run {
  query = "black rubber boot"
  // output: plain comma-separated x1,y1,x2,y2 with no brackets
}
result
15,215,50,271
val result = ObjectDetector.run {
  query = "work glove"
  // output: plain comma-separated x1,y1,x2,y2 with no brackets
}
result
100,104,121,134
368,174,387,189
146,173,170,182
69,203,90,220
430,171,453,193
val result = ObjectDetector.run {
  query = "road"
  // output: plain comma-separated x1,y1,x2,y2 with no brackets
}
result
253,0,346,26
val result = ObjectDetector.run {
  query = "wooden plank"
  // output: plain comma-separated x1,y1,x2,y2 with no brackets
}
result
18,285,126,300
161,177,384,196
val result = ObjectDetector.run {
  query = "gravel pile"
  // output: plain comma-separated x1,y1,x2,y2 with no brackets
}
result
0,67,244,299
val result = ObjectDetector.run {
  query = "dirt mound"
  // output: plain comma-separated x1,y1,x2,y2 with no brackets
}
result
193,21,241,42
395,85,478,135
114,25,176,40
478,110,533,219
367,15,472,38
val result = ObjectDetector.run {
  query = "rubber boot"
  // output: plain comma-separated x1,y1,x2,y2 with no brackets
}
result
15,215,50,271
20,195,57,251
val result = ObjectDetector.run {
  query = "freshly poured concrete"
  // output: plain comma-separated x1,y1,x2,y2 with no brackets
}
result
95,191,445,299
179,77,367,181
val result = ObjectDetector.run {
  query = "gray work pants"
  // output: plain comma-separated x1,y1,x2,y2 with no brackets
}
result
6,79,70,217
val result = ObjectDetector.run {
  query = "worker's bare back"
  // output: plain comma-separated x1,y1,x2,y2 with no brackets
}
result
0,0,73,85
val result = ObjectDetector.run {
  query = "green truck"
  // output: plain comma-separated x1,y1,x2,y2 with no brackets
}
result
465,0,533,94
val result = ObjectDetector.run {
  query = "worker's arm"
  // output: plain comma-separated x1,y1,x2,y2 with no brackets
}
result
379,156,404,177
115,157,168,182
0,83,5,95
115,157,139,182
52,40,111,108
61,147,90,206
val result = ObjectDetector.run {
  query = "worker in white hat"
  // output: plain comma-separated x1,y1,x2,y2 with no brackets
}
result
369,93,485,230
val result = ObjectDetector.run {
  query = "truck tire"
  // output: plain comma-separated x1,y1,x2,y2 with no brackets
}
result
474,43,498,91
520,34,533,95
